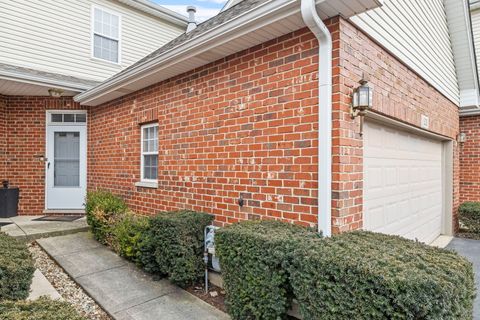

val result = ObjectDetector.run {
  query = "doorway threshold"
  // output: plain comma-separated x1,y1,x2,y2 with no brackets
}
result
43,209,85,215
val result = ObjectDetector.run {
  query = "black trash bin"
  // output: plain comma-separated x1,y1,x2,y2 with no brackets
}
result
0,180,19,218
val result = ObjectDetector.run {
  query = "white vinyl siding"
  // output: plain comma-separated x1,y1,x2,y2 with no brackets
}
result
350,0,459,104
0,0,184,82
471,8,480,81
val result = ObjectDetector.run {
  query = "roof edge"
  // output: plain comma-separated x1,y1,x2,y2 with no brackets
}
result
0,70,97,93
75,0,295,105
118,0,189,27
75,0,382,106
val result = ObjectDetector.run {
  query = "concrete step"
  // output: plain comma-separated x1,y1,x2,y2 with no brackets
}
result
0,216,89,241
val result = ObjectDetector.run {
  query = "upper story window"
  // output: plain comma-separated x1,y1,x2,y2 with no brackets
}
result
92,6,120,63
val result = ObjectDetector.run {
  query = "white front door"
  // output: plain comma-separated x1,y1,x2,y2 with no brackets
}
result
363,120,444,244
46,113,87,210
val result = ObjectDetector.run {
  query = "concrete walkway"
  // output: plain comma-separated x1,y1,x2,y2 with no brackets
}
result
447,238,480,319
0,216,88,240
37,232,229,320
28,269,62,301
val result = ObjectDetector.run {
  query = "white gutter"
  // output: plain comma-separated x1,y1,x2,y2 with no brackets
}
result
301,0,332,236
0,73,95,93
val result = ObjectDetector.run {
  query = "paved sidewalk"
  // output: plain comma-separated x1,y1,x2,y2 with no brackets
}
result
447,238,480,319
0,216,88,240
28,269,62,301
37,232,229,320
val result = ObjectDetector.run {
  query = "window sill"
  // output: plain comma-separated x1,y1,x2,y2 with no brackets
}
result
135,181,158,189
90,56,122,67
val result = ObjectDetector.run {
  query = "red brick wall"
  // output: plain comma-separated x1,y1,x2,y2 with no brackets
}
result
460,115,480,203
88,23,328,227
88,17,460,231
3,96,83,215
333,19,460,232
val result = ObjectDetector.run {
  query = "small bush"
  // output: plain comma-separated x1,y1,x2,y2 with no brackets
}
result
459,202,480,234
215,220,321,320
138,210,213,287
290,231,476,320
85,190,128,245
0,297,85,320
0,232,35,301
112,212,149,264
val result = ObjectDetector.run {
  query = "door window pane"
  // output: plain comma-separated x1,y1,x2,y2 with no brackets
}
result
54,132,80,187
63,114,75,122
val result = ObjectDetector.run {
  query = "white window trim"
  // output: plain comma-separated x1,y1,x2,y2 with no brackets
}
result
91,5,122,65
46,110,87,126
140,123,159,184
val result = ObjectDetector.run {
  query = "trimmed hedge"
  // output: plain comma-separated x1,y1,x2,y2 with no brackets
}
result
112,211,149,265
459,202,480,234
0,297,85,320
0,232,35,301
85,190,128,245
138,210,213,287
215,220,321,320
290,231,476,320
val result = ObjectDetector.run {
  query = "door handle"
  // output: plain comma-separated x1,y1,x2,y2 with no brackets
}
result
47,162,50,169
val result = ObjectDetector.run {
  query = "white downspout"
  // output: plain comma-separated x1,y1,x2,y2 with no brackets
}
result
301,0,332,236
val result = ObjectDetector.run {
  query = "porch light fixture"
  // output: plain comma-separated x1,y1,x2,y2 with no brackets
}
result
48,88,64,98
350,79,373,136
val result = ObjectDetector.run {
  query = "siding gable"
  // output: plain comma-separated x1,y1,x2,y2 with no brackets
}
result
350,0,459,104
0,0,185,82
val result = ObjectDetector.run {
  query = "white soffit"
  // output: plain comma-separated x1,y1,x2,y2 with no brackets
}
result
0,79,79,96
76,0,381,106
445,0,480,112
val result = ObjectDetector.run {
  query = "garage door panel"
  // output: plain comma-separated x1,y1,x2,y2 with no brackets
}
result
364,121,443,244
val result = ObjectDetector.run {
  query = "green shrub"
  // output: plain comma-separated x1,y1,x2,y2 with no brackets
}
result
215,220,321,320
0,297,85,320
0,232,35,301
112,211,149,264
459,202,480,234
138,210,213,287
290,231,476,320
85,190,128,245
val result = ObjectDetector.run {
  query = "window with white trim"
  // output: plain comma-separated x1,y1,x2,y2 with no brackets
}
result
92,7,120,63
141,123,158,182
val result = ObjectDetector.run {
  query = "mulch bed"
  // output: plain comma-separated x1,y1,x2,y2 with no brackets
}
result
456,232,480,240
186,283,227,313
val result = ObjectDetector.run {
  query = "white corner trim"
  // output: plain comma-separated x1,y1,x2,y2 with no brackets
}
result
135,181,158,188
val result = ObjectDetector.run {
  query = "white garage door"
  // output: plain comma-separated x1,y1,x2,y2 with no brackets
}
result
363,120,443,244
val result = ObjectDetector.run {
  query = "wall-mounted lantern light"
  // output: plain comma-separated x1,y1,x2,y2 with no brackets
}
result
350,79,373,136
458,132,467,145
48,88,64,98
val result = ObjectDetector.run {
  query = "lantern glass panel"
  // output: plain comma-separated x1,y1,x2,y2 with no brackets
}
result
358,86,370,107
